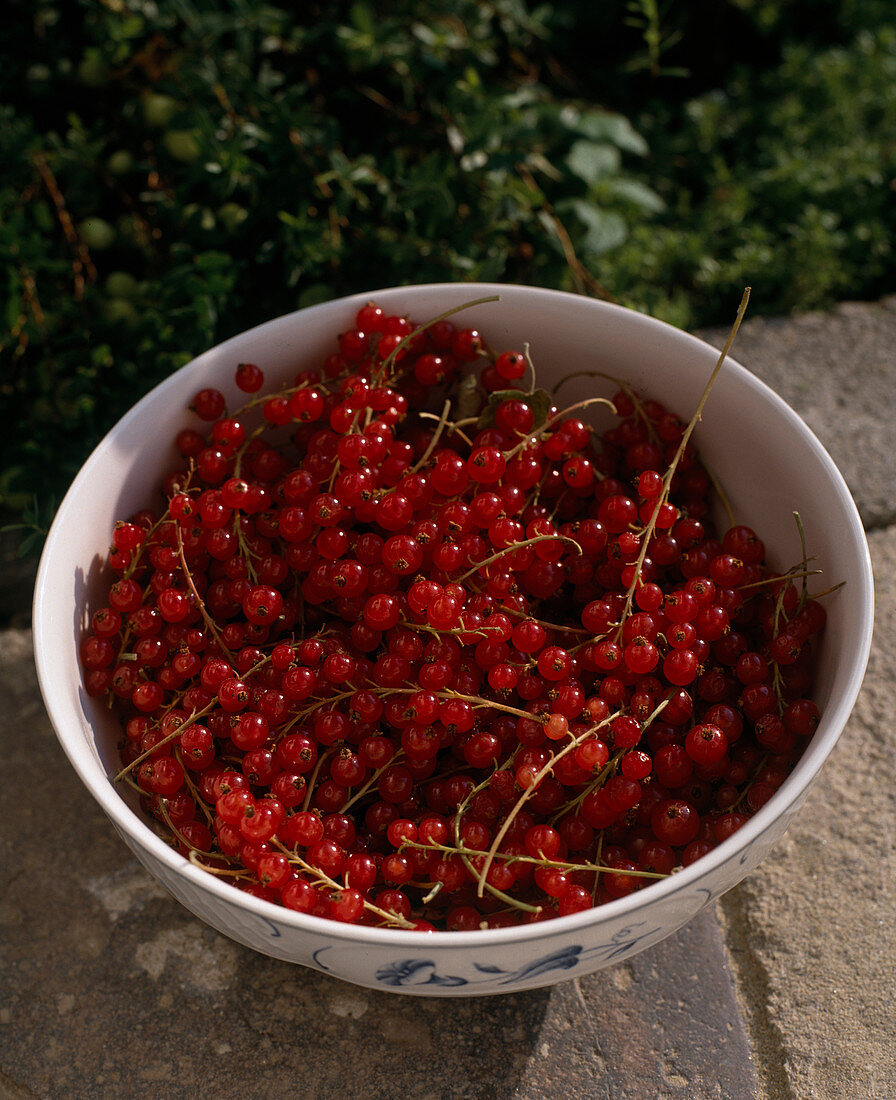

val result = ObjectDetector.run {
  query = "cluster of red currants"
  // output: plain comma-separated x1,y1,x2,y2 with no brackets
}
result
79,300,827,931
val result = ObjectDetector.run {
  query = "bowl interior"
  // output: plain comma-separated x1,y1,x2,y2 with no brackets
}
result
33,283,874,950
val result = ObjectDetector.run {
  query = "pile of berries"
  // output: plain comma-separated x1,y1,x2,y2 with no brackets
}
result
79,299,828,931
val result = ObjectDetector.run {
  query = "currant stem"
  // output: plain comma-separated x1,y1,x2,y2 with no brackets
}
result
457,850,544,914
792,511,810,609
187,850,251,878
503,396,617,462
614,286,751,640
401,838,669,880
409,399,453,475
175,523,235,658
339,751,406,814
379,294,502,382
300,747,334,813
704,462,736,530
284,849,417,929
476,719,609,897
455,533,583,583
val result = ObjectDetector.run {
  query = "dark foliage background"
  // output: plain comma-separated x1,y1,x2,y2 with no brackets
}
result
2,0,895,559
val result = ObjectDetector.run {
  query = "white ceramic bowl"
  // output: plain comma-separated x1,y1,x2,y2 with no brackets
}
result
33,284,874,996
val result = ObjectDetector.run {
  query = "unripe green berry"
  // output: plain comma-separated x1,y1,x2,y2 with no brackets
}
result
103,299,140,326
106,150,134,175
105,272,140,299
78,217,116,250
77,50,109,87
142,93,179,128
163,130,202,163
218,202,248,232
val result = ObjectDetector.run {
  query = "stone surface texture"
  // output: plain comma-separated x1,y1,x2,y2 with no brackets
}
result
700,300,896,1100
1,298,894,1099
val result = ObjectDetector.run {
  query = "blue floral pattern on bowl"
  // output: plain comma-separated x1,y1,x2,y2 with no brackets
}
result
371,923,660,989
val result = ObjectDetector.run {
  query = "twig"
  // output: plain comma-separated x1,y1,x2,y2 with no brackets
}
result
33,153,97,298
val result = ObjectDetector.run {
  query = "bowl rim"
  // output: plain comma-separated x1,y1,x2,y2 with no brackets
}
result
33,281,876,949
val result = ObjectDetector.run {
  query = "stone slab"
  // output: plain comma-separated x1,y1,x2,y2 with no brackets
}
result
0,530,37,630
699,296,896,530
699,299,896,1098
4,296,896,1098
717,524,896,1100
0,628,757,1100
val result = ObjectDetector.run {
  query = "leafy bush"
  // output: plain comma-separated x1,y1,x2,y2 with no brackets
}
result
2,0,896,563
613,24,896,325
1,0,660,532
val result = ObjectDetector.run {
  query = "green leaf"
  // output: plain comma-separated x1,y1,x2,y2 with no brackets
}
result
575,111,649,157
32,200,53,233
5,288,22,330
349,2,376,34
298,283,333,307
558,199,628,256
602,177,666,214
16,530,44,557
566,140,621,185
